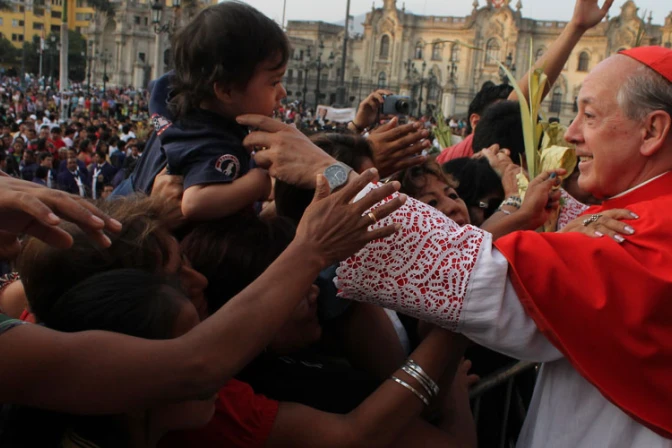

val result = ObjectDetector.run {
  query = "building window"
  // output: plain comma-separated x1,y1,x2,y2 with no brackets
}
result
33,22,44,30
51,0,62,6
414,42,423,59
299,49,304,60
485,38,500,65
0,18,3,26
535,48,544,61
51,11,62,18
550,87,563,113
297,70,303,83
11,34,24,42
431,43,442,60
138,52,146,62
34,7,45,16
377,71,387,89
321,73,328,84
134,16,140,24
12,19,24,27
51,25,60,33
351,76,360,91
380,35,390,59
287,69,294,82
76,0,86,6
75,13,92,21
144,17,148,25
577,51,590,72
450,44,460,62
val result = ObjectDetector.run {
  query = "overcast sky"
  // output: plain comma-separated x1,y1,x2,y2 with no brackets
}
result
240,0,670,28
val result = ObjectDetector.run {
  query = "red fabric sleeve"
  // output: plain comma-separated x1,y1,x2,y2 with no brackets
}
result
495,173,672,438
160,379,279,448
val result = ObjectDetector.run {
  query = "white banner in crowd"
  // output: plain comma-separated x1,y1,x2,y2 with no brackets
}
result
316,105,356,123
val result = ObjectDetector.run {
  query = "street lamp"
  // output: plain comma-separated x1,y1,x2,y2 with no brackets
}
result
313,41,335,110
416,60,427,117
152,0,181,35
301,47,312,105
86,41,95,95
100,50,112,95
499,52,516,84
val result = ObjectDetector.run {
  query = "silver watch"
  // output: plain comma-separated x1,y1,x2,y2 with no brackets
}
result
323,162,353,193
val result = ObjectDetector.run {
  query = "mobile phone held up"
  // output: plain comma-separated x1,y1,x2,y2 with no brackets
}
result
381,95,411,116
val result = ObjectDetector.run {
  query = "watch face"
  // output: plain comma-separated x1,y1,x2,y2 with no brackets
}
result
325,164,348,185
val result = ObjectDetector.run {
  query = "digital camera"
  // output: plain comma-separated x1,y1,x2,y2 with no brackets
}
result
382,95,411,116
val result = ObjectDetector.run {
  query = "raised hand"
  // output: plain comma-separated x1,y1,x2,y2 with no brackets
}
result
0,176,122,252
367,117,430,178
518,170,565,230
295,168,406,267
571,0,614,31
238,114,335,188
353,89,393,131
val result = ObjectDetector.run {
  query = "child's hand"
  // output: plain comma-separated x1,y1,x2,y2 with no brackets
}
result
248,168,272,201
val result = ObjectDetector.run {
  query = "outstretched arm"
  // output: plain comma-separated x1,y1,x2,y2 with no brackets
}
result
512,0,614,101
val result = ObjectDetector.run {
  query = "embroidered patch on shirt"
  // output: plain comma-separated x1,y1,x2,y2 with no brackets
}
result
214,154,240,179
152,114,173,136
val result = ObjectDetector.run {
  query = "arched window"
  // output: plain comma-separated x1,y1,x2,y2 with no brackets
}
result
535,48,544,62
485,38,501,65
550,87,563,113
377,71,387,89
380,35,390,59
577,51,590,72
415,42,423,59
432,42,442,60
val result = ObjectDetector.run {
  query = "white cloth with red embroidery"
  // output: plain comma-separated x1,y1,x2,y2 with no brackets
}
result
335,183,668,448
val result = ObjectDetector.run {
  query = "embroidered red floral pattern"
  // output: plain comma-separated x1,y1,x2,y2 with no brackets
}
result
335,186,486,331
557,190,589,230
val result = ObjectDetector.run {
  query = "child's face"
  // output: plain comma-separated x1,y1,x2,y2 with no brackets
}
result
227,58,287,118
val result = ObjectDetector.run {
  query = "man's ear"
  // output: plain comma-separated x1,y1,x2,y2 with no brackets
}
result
640,110,672,157
469,113,480,132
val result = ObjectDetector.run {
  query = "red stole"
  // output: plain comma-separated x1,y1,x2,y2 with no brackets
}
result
495,171,672,438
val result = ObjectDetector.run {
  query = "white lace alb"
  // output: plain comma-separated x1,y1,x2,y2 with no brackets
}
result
335,185,486,330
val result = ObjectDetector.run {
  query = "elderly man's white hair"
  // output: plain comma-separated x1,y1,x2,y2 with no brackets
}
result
617,62,672,122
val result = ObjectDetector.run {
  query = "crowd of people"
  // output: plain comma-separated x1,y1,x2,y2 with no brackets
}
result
1,0,671,447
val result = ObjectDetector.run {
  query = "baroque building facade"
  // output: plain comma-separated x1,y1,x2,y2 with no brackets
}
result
284,0,672,122
84,0,214,89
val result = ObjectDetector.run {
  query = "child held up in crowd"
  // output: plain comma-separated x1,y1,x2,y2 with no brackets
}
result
130,1,290,220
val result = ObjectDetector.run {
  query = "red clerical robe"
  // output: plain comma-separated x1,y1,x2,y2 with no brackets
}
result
495,171,672,438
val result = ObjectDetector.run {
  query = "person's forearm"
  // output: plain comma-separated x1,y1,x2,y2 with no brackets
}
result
345,330,468,447
0,240,324,413
481,208,536,240
511,22,585,102
182,178,263,220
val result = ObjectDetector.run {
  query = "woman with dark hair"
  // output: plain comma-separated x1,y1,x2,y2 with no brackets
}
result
2,269,217,447
442,157,506,227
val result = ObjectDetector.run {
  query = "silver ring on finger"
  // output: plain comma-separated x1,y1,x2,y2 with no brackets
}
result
582,214,602,227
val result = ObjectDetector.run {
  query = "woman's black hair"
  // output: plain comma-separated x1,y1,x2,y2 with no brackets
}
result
0,270,187,447
169,1,290,118
44,269,186,340
181,215,295,315
442,157,505,210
